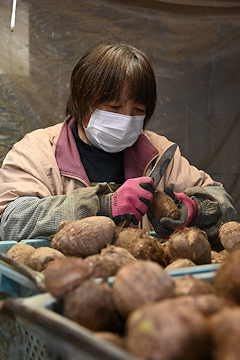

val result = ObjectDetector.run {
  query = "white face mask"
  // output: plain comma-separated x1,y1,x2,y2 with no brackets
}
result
83,109,145,153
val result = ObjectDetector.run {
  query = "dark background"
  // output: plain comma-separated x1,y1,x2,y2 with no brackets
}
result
1,0,240,217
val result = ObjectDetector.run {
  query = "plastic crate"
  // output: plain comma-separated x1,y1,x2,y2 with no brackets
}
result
0,262,221,360
2,293,141,360
0,239,51,255
0,238,50,298
0,238,139,360
0,237,220,360
166,263,220,284
0,239,50,360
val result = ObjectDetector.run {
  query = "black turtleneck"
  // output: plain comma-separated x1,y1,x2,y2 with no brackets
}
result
72,122,125,184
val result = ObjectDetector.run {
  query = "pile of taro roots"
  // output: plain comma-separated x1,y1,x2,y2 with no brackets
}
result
6,212,240,360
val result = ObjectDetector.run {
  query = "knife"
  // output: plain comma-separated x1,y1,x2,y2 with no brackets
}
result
118,143,177,230
149,143,177,186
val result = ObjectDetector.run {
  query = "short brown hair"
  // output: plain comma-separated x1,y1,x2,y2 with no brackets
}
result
66,43,156,126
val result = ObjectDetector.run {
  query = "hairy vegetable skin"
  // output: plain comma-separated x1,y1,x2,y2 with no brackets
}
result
112,260,175,318
51,216,116,257
167,227,211,265
114,228,168,266
150,189,180,221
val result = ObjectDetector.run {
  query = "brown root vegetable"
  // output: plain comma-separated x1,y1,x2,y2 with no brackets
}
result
174,275,215,296
212,333,240,360
84,245,137,279
44,257,90,299
51,216,116,257
126,300,210,360
100,244,137,259
94,332,126,349
159,293,231,317
113,228,168,266
63,279,124,333
185,293,233,316
218,221,240,252
58,220,70,230
211,250,229,264
6,243,35,264
167,227,211,265
24,246,65,272
161,240,171,264
214,247,240,304
165,258,196,270
149,189,181,221
112,260,175,318
208,307,240,360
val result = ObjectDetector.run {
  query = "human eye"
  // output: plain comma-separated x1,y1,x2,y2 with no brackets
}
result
134,105,146,114
107,103,121,112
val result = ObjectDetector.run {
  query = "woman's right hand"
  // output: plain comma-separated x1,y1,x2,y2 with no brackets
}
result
111,177,155,225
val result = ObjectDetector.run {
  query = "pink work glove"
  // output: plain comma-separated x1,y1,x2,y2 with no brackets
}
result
111,177,155,225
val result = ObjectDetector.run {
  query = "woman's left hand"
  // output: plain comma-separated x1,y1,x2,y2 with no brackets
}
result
148,187,197,238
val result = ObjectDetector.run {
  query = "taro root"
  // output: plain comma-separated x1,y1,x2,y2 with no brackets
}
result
214,246,240,304
212,333,240,360
208,307,240,360
24,246,65,272
126,299,210,360
51,216,116,257
6,243,35,263
159,293,231,317
165,258,196,270
63,279,124,333
211,249,229,264
174,275,215,296
44,257,90,299
184,293,233,316
218,221,240,252
167,227,211,265
149,189,180,221
161,241,171,264
113,228,168,267
112,260,175,318
84,245,137,279
94,332,126,349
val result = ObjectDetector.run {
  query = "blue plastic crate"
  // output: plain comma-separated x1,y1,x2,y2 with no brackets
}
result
166,263,220,284
0,238,50,297
2,293,141,360
2,260,220,360
0,239,50,360
0,238,220,360
0,238,51,255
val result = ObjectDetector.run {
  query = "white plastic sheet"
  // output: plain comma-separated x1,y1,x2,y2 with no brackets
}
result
0,0,240,215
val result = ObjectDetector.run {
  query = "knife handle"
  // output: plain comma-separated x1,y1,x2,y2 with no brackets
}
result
117,220,131,231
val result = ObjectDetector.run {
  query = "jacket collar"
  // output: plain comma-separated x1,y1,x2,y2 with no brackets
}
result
124,133,159,179
55,116,159,183
55,116,91,185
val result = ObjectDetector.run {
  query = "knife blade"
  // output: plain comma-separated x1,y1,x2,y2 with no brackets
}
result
149,143,177,186
117,143,177,231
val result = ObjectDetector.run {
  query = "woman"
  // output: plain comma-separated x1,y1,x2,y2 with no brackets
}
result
0,43,237,245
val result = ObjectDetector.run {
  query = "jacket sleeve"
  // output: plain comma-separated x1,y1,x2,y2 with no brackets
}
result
0,183,112,241
184,186,237,244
